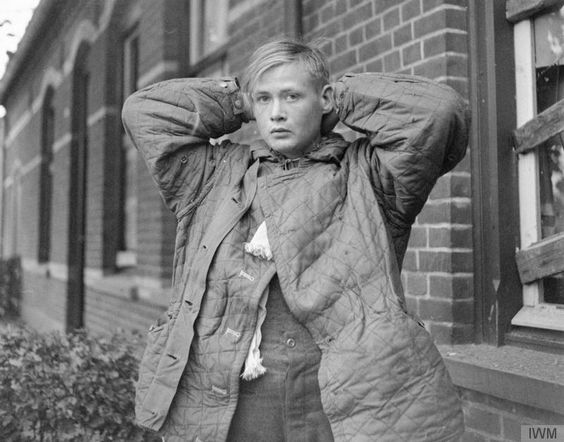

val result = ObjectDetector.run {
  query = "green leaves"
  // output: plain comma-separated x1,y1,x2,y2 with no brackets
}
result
0,325,158,441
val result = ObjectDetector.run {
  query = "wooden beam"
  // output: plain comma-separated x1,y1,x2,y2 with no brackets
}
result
516,232,564,283
513,98,564,154
506,0,564,23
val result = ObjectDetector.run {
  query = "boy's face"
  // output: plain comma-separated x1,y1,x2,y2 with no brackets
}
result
251,62,332,158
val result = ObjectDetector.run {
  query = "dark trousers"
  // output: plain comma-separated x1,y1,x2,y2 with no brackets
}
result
227,277,334,442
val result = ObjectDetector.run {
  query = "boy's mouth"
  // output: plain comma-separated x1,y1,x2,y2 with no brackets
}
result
271,127,290,134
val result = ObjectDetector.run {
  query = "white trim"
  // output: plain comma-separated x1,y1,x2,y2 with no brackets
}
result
87,105,119,128
63,20,98,75
19,155,42,177
514,19,543,310
53,133,72,153
228,0,266,23
138,61,179,88
511,305,564,332
510,17,564,331
5,111,32,147
48,262,68,281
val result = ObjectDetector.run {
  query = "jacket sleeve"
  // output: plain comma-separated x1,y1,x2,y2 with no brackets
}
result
334,72,470,231
121,77,249,215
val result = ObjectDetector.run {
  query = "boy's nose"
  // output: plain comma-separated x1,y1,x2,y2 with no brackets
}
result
270,100,286,121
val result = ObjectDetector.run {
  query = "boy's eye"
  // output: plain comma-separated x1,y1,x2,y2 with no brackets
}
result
255,96,270,104
286,93,299,101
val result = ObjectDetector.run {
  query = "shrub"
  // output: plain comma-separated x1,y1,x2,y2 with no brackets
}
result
0,257,21,318
0,325,159,441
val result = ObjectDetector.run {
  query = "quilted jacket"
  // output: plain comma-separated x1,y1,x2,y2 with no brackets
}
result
122,72,470,441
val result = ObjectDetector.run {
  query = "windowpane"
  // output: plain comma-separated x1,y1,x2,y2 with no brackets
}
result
534,8,564,305
190,0,227,62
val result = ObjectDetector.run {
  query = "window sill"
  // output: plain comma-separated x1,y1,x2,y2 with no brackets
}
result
84,272,170,308
439,344,564,415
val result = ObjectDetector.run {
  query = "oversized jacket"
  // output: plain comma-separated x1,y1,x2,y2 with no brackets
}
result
122,72,470,441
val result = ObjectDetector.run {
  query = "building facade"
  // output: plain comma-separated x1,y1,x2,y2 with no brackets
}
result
0,0,562,439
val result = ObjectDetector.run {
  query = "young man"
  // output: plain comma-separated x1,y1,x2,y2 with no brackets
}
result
122,39,469,442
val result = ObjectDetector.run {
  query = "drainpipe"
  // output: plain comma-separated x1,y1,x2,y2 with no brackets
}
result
284,0,302,39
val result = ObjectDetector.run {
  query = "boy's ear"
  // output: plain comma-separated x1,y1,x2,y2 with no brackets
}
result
320,84,334,115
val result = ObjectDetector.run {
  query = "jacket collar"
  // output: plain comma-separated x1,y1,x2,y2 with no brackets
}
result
250,132,348,167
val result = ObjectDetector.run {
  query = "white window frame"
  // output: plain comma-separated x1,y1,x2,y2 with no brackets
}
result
189,0,228,64
512,18,564,332
117,27,140,268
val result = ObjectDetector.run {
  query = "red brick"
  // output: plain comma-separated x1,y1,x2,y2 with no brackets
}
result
393,23,413,46
374,0,399,14
364,17,382,39
320,3,335,23
405,294,419,315
343,3,373,29
335,34,348,53
430,274,473,299
408,225,427,247
502,416,522,442
402,249,418,271
414,8,467,39
349,27,364,46
428,226,472,248
460,431,487,442
418,298,473,323
383,7,400,31
359,34,392,60
406,272,428,296
417,199,472,225
423,0,468,13
348,0,367,7
413,53,468,79
401,0,421,22
366,58,383,72
419,250,473,273
428,322,473,344
465,405,502,435
430,173,471,199
384,50,401,72
402,42,421,65
424,32,468,58
330,49,358,73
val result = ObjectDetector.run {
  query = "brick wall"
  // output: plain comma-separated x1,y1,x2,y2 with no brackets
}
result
302,0,472,344
1,0,474,339
460,388,564,442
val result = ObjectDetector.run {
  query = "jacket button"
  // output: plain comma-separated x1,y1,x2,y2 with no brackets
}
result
180,155,188,164
286,338,296,348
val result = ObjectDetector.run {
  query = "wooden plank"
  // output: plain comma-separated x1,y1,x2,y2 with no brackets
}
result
513,98,564,154
506,0,564,23
516,231,564,283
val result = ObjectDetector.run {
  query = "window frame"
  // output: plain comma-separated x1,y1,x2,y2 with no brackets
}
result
189,0,228,66
510,8,564,332
116,25,140,269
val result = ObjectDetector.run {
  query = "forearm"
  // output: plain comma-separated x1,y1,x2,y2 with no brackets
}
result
121,77,250,214
333,73,469,232
333,72,469,174
122,77,249,163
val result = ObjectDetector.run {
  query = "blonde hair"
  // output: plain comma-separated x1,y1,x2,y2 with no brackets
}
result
241,38,330,93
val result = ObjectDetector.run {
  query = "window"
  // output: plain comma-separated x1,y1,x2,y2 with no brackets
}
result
38,88,54,263
118,26,139,268
512,5,564,331
189,0,228,64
